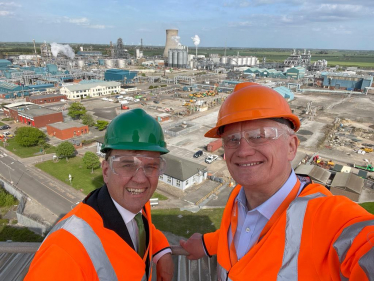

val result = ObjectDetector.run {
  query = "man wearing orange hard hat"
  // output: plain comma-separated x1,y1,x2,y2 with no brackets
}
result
180,82,374,280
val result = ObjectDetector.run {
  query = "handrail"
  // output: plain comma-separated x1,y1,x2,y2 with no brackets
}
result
0,242,190,256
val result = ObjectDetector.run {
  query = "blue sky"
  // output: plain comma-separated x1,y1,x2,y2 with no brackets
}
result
1,0,374,50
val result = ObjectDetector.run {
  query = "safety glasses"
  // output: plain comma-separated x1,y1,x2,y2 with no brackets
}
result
109,155,166,178
222,127,286,149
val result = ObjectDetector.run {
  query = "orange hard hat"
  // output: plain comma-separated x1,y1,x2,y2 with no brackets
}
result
205,82,300,138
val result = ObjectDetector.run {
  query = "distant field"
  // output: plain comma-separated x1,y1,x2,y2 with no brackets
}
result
1,42,374,68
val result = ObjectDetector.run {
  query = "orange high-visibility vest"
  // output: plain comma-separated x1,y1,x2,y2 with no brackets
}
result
25,201,169,281
203,183,374,281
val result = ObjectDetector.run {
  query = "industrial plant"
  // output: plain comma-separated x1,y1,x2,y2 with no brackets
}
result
0,27,373,280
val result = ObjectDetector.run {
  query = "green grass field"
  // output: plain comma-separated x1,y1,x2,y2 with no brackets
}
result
151,208,224,238
36,157,104,194
360,202,374,214
4,138,56,158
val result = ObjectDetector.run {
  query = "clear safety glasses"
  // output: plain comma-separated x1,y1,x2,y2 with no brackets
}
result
109,155,166,178
222,127,287,149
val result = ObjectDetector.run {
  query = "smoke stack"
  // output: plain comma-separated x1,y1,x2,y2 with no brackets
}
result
163,29,179,58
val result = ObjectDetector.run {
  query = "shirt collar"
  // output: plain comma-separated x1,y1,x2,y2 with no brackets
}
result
111,198,141,224
236,170,297,220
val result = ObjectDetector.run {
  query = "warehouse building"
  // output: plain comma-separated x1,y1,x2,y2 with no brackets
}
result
104,69,138,84
286,67,306,79
0,59,11,70
47,121,89,140
26,93,67,104
4,103,63,128
329,172,364,202
321,73,373,92
60,81,121,99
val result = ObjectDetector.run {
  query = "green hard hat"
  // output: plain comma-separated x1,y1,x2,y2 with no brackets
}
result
100,108,169,154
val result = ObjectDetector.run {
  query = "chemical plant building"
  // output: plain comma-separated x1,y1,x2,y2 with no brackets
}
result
321,73,373,91
26,93,66,104
60,81,121,99
47,121,89,140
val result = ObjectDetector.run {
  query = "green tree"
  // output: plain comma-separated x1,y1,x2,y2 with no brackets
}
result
96,120,109,131
82,151,101,173
81,113,95,127
68,102,86,120
56,141,76,161
14,127,46,147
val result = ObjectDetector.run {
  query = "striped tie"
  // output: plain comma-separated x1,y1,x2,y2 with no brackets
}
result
134,213,146,257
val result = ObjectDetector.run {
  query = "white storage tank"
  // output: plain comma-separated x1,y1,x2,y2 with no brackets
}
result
172,50,178,67
105,59,114,68
168,50,173,65
238,57,243,66
77,60,84,68
117,59,126,68
220,56,228,64
229,57,237,66
242,57,248,66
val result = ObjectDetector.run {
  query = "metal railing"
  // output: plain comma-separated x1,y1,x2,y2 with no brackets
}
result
0,242,216,281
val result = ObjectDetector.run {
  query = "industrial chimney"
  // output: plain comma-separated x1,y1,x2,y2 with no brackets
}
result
163,29,179,58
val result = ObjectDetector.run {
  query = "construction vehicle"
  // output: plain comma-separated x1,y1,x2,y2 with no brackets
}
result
354,164,374,172
361,147,373,153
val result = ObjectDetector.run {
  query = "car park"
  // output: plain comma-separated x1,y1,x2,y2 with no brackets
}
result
193,150,203,158
205,155,218,164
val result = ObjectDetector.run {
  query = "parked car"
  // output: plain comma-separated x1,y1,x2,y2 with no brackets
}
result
153,100,160,104
193,150,203,158
134,99,140,102
0,125,10,130
101,97,109,101
108,99,114,102
205,155,218,164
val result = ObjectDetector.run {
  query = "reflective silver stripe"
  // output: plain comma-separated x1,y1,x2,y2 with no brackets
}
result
277,193,325,281
359,246,374,280
46,215,118,281
217,263,232,281
333,220,374,281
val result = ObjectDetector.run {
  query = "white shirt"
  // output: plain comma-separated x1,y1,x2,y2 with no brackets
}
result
228,170,305,260
112,199,171,263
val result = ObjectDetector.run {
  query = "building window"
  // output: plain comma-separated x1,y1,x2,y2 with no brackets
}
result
176,180,181,187
167,176,171,183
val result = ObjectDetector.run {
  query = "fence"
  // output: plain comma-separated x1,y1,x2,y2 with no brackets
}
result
0,178,50,236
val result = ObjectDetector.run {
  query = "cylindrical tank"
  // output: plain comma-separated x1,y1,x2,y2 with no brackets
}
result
251,57,256,66
172,50,178,67
135,49,140,59
188,54,195,62
105,59,113,68
117,59,125,68
242,57,248,66
238,57,243,66
168,49,173,66
177,50,183,67
220,56,228,64
163,29,179,58
77,60,84,68
229,57,237,66
182,50,187,67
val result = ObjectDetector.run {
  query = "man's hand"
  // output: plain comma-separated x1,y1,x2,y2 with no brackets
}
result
156,253,174,281
179,233,206,260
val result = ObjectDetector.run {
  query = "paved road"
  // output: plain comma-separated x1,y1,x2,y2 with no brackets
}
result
0,149,84,218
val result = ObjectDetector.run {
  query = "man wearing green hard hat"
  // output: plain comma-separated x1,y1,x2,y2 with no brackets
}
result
26,108,174,281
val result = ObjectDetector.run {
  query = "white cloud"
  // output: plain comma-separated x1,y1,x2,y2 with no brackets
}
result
64,16,108,29
0,2,21,7
0,10,13,16
66,17,90,25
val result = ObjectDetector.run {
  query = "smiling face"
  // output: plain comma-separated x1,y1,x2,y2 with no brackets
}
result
102,149,161,213
222,119,298,200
